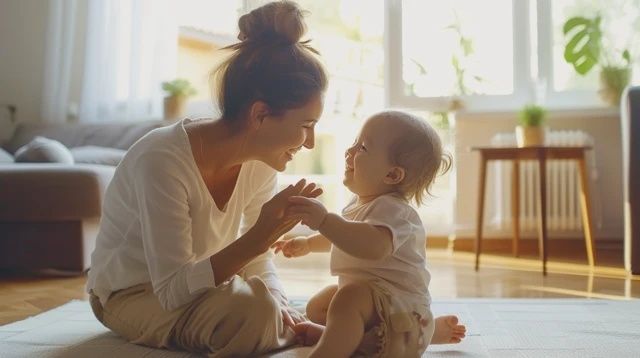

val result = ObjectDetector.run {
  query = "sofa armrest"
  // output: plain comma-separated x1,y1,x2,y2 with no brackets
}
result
0,164,115,220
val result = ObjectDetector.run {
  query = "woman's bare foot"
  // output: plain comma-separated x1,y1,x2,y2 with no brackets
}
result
293,321,325,346
430,315,466,344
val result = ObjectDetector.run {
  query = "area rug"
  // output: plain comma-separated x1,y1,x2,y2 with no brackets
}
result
1,298,639,357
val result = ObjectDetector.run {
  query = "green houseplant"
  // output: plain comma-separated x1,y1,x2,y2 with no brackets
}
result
516,104,547,147
563,15,633,106
161,79,197,120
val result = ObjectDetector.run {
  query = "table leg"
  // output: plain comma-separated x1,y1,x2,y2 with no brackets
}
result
512,160,520,257
475,156,488,271
577,155,596,267
537,155,548,275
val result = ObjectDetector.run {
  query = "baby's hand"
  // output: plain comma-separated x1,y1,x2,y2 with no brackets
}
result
287,196,328,231
271,237,311,258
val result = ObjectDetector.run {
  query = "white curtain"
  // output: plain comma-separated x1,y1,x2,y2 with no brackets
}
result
78,0,177,122
41,0,78,123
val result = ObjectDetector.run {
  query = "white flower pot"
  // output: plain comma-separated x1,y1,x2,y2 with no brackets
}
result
515,125,546,147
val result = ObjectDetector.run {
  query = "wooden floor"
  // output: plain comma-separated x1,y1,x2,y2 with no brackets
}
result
2,248,640,326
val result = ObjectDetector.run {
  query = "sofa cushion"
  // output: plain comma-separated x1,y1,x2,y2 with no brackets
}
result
14,136,74,164
0,148,13,163
70,146,126,166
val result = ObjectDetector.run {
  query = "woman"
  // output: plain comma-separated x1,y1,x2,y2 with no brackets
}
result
86,1,328,356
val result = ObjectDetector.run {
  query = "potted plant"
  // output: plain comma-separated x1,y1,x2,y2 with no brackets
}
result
563,15,633,106
161,79,197,120
516,104,547,147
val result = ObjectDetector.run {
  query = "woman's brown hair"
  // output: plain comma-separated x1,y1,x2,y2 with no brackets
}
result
211,1,328,127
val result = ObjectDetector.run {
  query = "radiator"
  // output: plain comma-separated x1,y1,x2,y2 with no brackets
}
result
489,130,599,233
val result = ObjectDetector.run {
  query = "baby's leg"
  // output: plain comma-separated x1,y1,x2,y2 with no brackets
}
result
305,284,338,324
309,282,377,358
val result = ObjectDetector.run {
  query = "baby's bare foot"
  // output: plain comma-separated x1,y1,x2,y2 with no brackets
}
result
293,321,325,346
430,315,466,344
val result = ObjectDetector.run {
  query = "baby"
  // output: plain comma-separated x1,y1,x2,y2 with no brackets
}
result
272,110,465,357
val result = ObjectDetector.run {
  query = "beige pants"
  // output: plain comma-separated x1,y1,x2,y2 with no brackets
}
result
89,276,295,357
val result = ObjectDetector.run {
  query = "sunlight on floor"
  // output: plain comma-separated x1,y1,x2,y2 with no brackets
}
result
274,250,640,300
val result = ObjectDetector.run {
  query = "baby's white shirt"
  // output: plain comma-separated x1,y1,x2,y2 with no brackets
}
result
330,193,432,309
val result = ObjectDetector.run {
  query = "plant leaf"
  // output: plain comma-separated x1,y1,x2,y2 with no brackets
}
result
410,59,428,75
574,56,598,75
564,28,589,62
562,16,601,75
563,16,590,35
623,49,631,64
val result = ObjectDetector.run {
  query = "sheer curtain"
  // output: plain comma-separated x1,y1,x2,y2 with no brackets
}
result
41,0,78,123
78,0,177,122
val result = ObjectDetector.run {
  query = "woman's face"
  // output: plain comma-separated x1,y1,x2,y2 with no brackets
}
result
254,94,324,171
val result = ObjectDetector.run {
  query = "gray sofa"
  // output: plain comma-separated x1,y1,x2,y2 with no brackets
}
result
0,119,166,272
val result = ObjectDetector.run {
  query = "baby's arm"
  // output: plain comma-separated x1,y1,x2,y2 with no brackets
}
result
307,233,332,252
272,233,332,257
288,196,393,260
320,213,392,260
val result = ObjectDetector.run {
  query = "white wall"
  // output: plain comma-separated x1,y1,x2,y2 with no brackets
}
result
0,0,49,123
454,109,624,242
0,0,86,124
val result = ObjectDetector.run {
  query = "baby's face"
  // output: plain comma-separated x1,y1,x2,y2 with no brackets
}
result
343,116,403,198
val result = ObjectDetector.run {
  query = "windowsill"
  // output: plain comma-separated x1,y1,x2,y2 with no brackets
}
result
454,106,620,121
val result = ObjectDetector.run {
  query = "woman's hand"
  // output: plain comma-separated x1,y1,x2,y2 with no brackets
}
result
269,288,306,329
254,179,322,248
271,236,311,258
281,304,307,329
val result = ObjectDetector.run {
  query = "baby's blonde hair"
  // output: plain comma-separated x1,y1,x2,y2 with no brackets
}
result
373,110,452,206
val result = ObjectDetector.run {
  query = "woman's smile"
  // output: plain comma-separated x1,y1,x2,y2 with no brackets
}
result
286,147,301,160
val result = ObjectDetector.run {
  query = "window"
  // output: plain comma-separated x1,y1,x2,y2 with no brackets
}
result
387,0,530,112
401,0,514,98
540,0,640,107
175,0,242,116
388,0,640,111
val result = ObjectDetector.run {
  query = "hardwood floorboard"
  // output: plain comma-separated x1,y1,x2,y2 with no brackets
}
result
1,248,639,326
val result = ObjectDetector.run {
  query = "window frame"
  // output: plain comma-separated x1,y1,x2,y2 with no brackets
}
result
384,0,610,112
535,0,604,110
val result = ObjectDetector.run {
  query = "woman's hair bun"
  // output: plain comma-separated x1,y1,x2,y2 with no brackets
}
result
238,1,307,44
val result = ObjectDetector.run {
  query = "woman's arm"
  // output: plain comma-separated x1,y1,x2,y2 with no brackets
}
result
134,153,314,311
209,220,283,286
235,168,286,296
211,179,319,286
134,154,222,311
